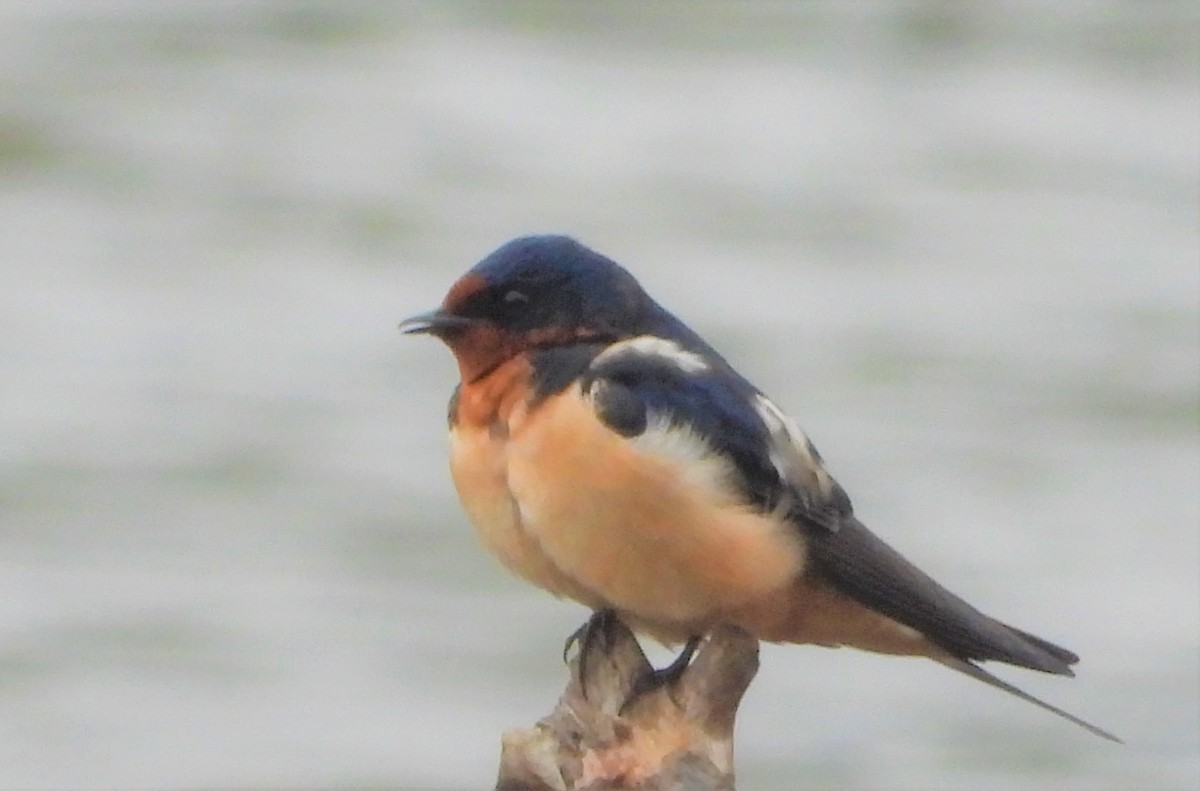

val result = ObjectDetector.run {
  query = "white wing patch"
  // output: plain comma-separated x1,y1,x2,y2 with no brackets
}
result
628,410,741,502
753,393,834,499
592,335,709,374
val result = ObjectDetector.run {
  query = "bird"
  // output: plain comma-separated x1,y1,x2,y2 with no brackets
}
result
399,234,1119,742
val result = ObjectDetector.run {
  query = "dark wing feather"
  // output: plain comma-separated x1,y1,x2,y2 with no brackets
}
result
584,345,786,511
529,342,784,509
803,514,1077,675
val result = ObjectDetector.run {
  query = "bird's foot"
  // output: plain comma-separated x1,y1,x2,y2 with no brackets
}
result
563,609,620,700
619,635,702,715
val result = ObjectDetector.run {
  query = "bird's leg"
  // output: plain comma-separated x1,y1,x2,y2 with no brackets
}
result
563,608,619,700
620,634,702,714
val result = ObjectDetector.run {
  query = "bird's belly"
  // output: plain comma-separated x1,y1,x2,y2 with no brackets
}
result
449,421,601,606
506,389,806,635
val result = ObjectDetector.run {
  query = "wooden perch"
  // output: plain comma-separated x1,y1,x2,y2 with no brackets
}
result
495,618,759,791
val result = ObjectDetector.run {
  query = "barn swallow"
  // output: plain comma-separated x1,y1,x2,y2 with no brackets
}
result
400,235,1119,742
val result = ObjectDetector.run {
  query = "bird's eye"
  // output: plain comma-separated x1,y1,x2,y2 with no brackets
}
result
502,290,529,305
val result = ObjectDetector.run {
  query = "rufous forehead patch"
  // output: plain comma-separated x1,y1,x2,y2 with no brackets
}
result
442,273,488,313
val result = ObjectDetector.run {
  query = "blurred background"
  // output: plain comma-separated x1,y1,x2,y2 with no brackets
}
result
0,2,1197,789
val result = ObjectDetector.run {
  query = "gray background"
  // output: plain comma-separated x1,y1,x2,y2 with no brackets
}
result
1,2,1196,789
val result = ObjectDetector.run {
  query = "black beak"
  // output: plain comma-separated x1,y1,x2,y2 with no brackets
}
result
398,309,478,336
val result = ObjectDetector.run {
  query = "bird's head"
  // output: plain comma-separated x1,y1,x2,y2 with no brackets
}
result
400,235,654,382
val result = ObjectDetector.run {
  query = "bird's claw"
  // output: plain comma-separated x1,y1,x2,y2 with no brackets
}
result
619,635,702,715
564,609,620,700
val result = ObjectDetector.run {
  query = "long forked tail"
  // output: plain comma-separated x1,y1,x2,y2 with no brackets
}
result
935,655,1122,743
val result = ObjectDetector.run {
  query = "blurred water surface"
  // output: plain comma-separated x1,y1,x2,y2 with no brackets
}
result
0,2,1197,789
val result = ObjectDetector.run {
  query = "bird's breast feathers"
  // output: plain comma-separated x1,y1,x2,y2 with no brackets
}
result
448,334,831,636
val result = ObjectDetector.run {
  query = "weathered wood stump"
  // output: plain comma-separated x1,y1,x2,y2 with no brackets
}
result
495,618,759,791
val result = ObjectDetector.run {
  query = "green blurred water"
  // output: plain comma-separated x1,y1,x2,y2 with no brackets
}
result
0,3,1197,789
